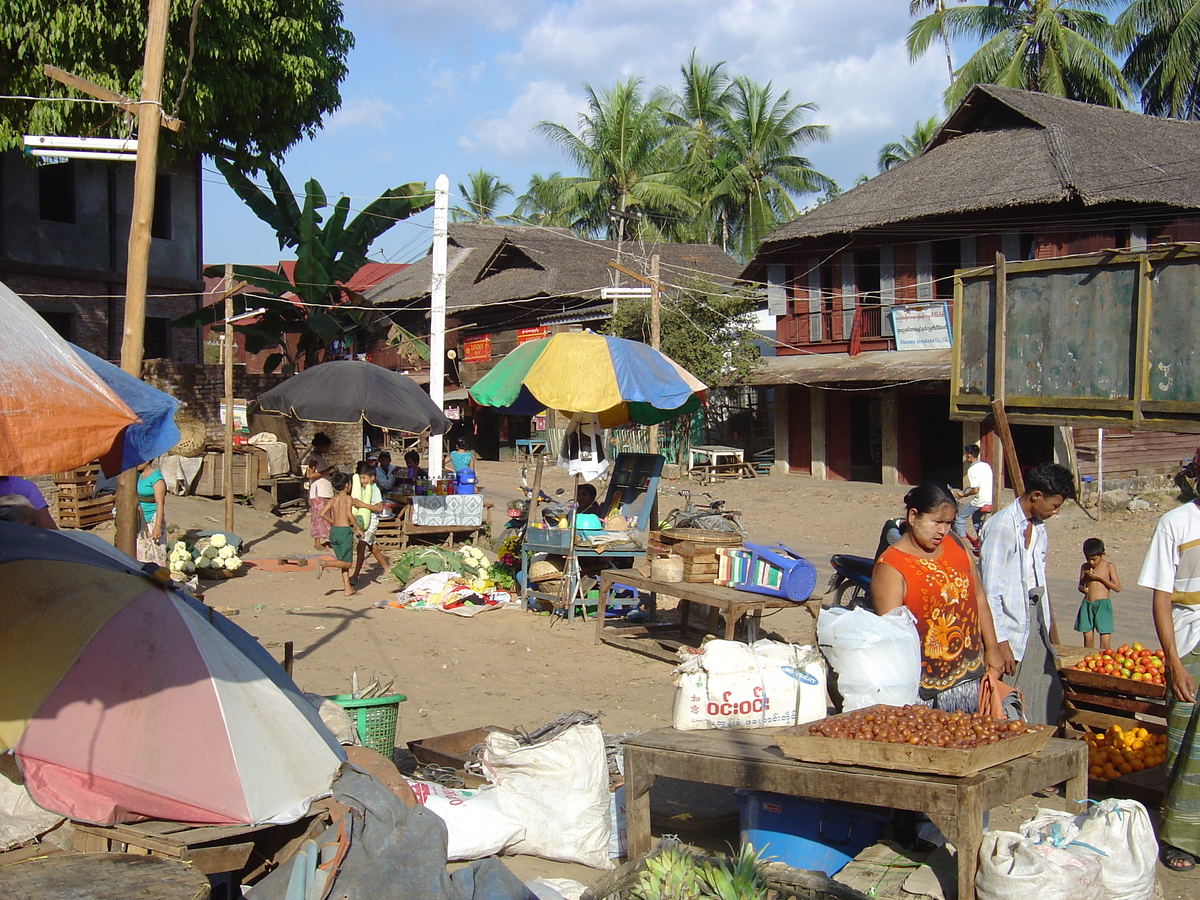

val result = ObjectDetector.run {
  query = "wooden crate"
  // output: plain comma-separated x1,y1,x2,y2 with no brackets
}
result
1060,666,1167,721
656,530,742,584
775,706,1053,777
55,493,115,528
52,463,101,485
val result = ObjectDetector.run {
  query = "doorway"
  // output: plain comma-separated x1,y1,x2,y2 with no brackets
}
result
849,395,882,483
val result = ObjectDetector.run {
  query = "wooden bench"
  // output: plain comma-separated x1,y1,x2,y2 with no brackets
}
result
687,462,757,483
594,569,807,663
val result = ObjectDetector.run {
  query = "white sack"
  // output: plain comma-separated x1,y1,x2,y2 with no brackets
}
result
481,722,612,869
406,778,526,861
671,639,826,731
0,755,64,851
817,606,921,710
976,830,1104,900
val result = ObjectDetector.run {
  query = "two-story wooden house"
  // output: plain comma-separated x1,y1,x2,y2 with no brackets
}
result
743,85,1200,486
0,151,204,362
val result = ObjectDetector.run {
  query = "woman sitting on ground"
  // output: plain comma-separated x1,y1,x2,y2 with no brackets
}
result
870,482,1004,712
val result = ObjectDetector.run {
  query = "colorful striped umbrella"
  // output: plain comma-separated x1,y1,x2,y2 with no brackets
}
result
0,524,345,826
0,280,140,476
468,331,706,428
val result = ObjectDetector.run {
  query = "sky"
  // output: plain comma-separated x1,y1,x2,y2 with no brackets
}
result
201,0,956,267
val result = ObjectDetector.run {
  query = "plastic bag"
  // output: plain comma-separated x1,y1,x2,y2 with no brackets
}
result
976,830,1104,900
406,779,526,861
480,718,612,868
817,606,921,710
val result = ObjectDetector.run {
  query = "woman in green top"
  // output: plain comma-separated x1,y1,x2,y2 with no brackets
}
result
136,458,167,566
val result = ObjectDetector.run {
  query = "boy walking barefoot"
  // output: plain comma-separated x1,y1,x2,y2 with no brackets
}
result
1075,537,1120,648
317,473,359,596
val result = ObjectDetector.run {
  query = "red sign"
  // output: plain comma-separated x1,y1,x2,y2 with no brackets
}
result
463,334,491,363
517,326,548,344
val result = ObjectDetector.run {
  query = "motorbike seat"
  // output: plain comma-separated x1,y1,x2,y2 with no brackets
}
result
830,554,876,578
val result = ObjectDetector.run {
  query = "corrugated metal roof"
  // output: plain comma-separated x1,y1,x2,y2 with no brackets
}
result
744,348,951,386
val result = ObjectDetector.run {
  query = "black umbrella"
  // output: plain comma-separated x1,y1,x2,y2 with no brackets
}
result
256,360,452,434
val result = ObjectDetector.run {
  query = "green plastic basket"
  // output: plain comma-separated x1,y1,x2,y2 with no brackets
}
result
325,693,406,756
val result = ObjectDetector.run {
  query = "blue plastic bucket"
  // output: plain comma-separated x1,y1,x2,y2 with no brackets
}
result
455,468,477,494
736,791,890,875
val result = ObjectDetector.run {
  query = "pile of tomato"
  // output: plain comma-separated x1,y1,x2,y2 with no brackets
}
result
1069,642,1166,686
1085,724,1167,780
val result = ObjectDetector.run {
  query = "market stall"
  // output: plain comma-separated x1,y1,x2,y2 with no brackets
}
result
621,726,1087,900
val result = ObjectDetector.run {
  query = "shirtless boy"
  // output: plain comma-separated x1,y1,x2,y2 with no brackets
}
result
317,472,360,596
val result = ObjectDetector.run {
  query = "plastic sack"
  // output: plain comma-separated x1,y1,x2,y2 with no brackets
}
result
406,779,526,861
480,719,612,868
671,640,826,730
1020,801,1157,900
976,830,1104,900
817,606,921,710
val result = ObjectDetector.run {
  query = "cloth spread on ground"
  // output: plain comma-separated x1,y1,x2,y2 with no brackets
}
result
383,571,513,616
244,764,535,900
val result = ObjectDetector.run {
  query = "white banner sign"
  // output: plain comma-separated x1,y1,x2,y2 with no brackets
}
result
891,303,952,351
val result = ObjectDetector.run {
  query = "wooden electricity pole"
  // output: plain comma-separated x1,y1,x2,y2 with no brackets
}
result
223,264,236,533
114,0,172,558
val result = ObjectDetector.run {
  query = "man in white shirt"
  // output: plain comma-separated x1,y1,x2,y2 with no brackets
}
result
1137,497,1200,871
953,444,993,541
978,462,1075,725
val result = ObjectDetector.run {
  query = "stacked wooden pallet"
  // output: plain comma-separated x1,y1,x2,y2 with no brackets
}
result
52,464,114,528
651,528,743,583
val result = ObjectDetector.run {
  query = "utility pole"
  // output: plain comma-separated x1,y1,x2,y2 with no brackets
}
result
115,0,171,558
428,175,449,476
223,264,236,533
648,253,661,454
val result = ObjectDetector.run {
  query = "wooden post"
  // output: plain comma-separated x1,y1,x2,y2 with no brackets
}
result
223,264,236,532
880,388,898,486
115,0,171,559
990,399,1024,498
648,253,661,455
282,641,294,679
991,251,1007,508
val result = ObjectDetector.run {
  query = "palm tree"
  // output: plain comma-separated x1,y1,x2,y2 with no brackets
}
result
878,115,943,171
451,169,513,223
657,52,736,245
510,172,575,227
535,77,696,241
908,0,1129,109
1118,0,1200,118
709,76,836,261
910,0,964,82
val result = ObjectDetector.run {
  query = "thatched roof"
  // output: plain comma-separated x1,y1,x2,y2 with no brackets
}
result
754,85,1200,252
365,223,740,314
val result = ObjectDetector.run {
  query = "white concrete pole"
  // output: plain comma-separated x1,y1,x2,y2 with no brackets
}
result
428,174,449,476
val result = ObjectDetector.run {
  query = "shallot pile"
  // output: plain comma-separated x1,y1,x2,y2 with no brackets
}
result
809,705,1044,749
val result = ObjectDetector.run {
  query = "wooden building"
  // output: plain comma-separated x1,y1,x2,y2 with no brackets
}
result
742,85,1200,486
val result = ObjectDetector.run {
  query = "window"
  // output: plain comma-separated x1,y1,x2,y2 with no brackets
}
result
36,310,72,341
38,162,76,223
151,173,172,240
144,317,171,359
856,248,882,338
932,239,960,301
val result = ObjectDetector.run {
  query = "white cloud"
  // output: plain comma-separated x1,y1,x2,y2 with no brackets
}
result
323,97,402,135
459,80,584,161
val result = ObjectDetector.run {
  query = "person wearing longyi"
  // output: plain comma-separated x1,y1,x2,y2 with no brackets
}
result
1138,496,1200,873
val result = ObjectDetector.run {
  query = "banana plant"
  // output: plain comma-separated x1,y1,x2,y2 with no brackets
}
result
176,156,434,373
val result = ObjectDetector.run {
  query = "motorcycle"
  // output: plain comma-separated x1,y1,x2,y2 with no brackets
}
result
825,554,876,611
1176,448,1199,499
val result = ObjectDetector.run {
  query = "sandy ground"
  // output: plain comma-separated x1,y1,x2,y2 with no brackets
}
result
85,460,1191,895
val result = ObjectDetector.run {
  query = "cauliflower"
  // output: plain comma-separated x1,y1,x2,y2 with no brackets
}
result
202,546,219,559
181,560,195,574
196,556,210,569
173,541,188,553
223,556,242,571
218,545,236,560
209,533,228,549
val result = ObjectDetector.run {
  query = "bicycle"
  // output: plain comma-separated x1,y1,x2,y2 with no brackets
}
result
659,490,745,535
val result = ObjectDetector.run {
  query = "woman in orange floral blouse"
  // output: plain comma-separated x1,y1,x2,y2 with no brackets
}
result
872,483,1005,712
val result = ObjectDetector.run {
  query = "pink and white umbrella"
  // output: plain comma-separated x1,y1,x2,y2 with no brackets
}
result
0,524,345,826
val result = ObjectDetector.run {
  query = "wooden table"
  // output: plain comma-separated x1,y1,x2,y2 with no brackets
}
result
374,495,492,551
515,438,548,461
595,570,803,662
1,852,209,899
621,728,1087,900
